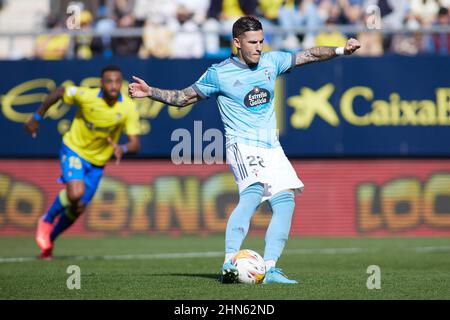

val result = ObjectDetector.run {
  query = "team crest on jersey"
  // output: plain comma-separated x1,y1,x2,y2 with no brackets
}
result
116,113,122,120
244,87,270,108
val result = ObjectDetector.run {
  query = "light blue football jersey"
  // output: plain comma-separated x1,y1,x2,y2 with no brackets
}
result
192,51,295,148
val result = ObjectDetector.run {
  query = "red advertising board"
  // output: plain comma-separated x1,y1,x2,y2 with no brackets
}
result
0,159,449,236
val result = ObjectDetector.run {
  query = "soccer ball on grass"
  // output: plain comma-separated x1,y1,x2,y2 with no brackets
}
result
232,249,266,284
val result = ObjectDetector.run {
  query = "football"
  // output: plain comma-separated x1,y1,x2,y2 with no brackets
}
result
232,249,266,284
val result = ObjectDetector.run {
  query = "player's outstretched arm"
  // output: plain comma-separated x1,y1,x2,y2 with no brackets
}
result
128,76,201,107
24,87,65,138
295,38,361,67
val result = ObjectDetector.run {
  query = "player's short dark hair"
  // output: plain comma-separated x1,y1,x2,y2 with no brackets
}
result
232,16,263,38
101,65,122,77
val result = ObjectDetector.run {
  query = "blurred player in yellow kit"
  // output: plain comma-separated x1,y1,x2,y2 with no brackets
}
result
25,65,141,259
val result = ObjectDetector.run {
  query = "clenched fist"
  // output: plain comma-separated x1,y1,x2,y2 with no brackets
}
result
344,38,361,55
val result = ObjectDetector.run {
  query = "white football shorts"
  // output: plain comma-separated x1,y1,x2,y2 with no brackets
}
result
226,143,304,203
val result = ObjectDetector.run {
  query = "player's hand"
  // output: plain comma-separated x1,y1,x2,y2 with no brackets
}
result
107,137,124,165
24,116,39,139
344,38,361,55
128,76,151,98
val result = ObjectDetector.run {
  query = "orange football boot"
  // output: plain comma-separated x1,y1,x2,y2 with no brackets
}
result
36,217,53,259
39,248,53,260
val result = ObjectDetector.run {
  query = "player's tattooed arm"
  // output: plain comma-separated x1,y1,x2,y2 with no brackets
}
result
148,86,200,107
295,38,361,67
295,46,338,66
128,76,202,107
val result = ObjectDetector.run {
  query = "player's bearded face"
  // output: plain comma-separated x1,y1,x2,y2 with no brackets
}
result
101,71,123,100
235,30,264,65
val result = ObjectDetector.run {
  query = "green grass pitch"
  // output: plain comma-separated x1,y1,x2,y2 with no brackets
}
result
0,236,449,300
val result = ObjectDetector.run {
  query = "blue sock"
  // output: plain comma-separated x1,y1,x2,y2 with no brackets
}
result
49,191,82,242
50,212,76,242
43,190,68,223
225,183,264,254
264,191,295,262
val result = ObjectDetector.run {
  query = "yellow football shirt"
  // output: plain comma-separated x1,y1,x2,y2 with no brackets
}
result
62,86,140,166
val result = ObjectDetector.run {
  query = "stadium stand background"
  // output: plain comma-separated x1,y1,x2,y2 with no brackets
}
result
1,0,450,60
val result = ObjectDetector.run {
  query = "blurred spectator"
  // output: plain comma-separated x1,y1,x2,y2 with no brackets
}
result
107,0,136,22
111,19,142,57
110,0,142,56
355,31,384,55
18,0,450,59
74,10,94,59
315,16,348,46
219,0,258,33
390,11,425,55
364,0,409,28
277,0,302,49
168,4,205,58
221,0,250,19
425,6,450,54
207,0,223,20
139,21,173,58
133,0,177,25
391,32,425,55
355,11,384,56
92,1,116,58
203,17,222,56
202,0,222,56
91,0,142,57
278,0,329,50
329,0,364,25
256,0,285,48
258,0,285,21
35,14,71,60
363,0,409,55
177,0,210,25
51,0,100,17
410,0,440,26
440,0,450,8
203,0,258,56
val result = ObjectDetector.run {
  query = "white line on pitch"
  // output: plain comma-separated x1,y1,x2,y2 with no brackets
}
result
0,257,36,263
414,246,450,253
0,246,447,264
0,247,367,264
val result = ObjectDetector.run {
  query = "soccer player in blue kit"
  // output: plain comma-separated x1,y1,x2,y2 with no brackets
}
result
129,16,360,284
